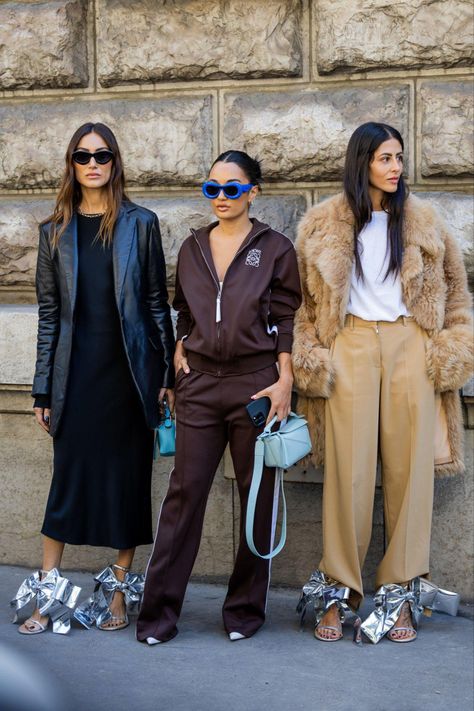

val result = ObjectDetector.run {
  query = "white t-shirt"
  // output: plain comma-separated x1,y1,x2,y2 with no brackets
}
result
347,211,410,322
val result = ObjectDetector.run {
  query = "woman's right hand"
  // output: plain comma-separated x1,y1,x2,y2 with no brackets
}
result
174,341,190,377
34,407,51,433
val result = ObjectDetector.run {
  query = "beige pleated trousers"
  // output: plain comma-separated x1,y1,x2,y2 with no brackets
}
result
319,315,435,604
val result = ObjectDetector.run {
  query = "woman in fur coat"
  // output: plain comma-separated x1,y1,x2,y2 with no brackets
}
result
292,122,472,643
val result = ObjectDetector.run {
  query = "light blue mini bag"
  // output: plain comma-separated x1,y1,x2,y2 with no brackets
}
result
154,405,176,458
245,412,312,559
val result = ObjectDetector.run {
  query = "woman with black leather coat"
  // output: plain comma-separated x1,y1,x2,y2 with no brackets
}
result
11,122,175,636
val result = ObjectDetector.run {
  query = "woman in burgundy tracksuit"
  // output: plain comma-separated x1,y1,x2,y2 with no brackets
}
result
137,151,301,645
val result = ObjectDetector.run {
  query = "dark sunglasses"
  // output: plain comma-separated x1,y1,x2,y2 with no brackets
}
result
72,149,114,165
202,181,254,200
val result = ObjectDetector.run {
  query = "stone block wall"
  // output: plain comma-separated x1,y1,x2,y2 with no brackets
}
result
1,0,473,301
0,1,473,595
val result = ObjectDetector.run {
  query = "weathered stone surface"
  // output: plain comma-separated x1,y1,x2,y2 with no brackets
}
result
416,192,474,291
0,1,88,90
314,0,474,74
0,194,306,290
96,0,302,87
0,97,213,189
420,82,474,178
0,305,37,384
223,86,410,181
0,199,54,288
431,440,474,596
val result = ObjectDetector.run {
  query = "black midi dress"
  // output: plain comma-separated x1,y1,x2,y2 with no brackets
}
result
41,214,154,549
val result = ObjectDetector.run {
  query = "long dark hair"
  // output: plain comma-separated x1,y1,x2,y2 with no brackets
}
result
210,150,263,190
47,122,129,248
343,122,408,280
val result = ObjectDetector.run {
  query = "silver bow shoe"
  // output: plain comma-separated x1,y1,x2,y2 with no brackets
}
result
11,568,81,634
361,576,460,644
296,569,362,644
74,564,144,631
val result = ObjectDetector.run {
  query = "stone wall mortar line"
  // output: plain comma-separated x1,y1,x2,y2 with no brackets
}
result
415,75,424,185
0,183,472,199
91,0,98,92
215,89,221,158
408,79,416,185
301,0,311,83
218,88,225,155
1,69,473,104
310,0,319,82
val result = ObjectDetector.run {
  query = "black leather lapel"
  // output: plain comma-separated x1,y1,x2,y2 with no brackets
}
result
113,205,136,305
58,213,78,311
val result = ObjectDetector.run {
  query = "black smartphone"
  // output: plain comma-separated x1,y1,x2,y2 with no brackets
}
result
246,397,271,427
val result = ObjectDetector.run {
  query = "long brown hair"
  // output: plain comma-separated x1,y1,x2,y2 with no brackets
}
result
343,122,408,281
47,122,129,248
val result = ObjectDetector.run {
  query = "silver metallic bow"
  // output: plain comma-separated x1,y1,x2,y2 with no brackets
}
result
296,569,362,644
74,566,144,629
11,568,81,634
361,578,424,644
361,576,460,644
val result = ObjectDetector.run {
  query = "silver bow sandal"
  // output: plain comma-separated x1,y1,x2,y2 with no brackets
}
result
74,564,144,632
11,568,81,635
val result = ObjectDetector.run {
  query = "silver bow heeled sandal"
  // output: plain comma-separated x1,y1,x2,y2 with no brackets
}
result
74,563,144,632
11,568,81,635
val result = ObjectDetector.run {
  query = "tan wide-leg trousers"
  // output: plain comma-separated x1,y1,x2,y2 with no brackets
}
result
319,315,435,604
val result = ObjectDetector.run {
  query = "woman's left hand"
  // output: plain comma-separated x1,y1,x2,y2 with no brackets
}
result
251,376,293,424
159,387,175,414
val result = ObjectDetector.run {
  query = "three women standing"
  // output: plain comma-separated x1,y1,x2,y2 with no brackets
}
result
14,122,175,634
15,121,471,645
293,122,472,643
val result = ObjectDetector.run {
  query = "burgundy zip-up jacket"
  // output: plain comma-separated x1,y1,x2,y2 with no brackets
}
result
173,218,302,376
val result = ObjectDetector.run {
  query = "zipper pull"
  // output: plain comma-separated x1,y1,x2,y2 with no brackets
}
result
216,286,222,323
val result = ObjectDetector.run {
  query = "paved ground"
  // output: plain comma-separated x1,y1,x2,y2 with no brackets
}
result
1,566,473,711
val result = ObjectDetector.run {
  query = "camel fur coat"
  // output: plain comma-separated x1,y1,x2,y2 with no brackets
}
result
292,192,473,476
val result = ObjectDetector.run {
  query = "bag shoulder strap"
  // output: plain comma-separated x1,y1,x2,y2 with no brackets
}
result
245,438,287,560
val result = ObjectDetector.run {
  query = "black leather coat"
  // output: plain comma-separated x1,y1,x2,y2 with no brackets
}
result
32,201,175,436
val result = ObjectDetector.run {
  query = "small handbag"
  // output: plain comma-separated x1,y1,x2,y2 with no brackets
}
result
419,577,460,617
245,412,312,560
154,404,176,458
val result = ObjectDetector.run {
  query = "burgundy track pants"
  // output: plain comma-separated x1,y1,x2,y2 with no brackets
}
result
136,364,279,642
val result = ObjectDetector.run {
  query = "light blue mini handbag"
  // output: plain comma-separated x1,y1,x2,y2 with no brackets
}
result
245,412,312,559
154,405,176,458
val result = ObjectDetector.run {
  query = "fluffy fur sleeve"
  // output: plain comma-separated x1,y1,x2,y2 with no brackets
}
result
292,213,335,399
426,223,473,392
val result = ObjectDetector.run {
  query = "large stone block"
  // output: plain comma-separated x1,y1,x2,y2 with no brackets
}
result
0,96,213,189
420,82,474,178
314,0,474,74
96,0,302,87
0,305,37,385
416,192,474,291
0,1,88,90
223,86,410,181
0,199,54,288
430,434,474,596
0,194,306,291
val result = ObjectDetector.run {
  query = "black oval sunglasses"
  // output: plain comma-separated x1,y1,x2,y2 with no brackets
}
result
72,149,114,165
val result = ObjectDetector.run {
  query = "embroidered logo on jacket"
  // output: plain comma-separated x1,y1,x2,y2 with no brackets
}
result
245,249,262,268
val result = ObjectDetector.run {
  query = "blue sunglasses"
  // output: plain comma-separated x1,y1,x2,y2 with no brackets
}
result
202,181,254,200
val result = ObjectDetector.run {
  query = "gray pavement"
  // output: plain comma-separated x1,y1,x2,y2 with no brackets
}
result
1,566,473,711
